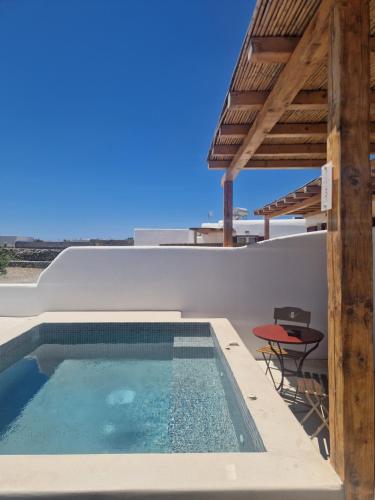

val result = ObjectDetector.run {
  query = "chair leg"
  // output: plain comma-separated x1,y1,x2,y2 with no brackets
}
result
300,393,329,438
261,352,278,390
300,404,316,424
311,414,329,439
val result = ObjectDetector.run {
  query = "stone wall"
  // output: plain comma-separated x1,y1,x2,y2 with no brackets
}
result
4,248,61,268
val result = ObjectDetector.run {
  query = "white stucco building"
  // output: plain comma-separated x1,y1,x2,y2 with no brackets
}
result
134,218,306,246
134,228,194,246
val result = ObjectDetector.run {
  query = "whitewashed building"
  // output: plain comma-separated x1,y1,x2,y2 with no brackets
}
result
134,228,194,246
134,218,306,246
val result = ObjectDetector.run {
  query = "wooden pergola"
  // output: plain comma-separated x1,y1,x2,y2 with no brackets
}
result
254,172,375,238
207,0,375,498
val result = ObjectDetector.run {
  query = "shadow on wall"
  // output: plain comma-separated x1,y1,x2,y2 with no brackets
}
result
0,231,357,359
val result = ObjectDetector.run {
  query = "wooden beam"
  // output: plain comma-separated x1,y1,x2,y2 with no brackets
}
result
213,143,327,157
223,180,233,247
228,90,327,111
304,185,321,194
220,122,326,139
213,142,375,158
208,160,232,169
219,124,250,137
264,216,270,240
327,1,374,498
255,143,326,157
248,37,300,64
270,122,327,138
208,159,323,170
248,35,375,64
219,122,375,139
242,159,324,169
293,192,310,199
223,0,335,183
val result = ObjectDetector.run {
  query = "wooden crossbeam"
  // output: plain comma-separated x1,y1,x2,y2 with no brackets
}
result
208,159,323,170
293,192,310,199
214,142,375,157
255,143,326,156
248,35,375,64
228,89,375,112
213,143,327,156
269,123,327,138
248,37,300,64
304,185,321,194
219,123,325,138
223,0,334,183
219,122,375,139
228,90,327,111
219,124,250,137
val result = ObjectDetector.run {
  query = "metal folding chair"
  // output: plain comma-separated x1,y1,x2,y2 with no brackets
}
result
257,307,311,390
297,371,329,439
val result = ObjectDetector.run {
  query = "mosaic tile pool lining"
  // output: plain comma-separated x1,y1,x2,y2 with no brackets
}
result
0,323,265,454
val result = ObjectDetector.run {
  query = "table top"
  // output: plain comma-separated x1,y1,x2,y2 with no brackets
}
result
253,323,324,345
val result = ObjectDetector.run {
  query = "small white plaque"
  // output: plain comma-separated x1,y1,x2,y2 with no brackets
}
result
321,162,333,211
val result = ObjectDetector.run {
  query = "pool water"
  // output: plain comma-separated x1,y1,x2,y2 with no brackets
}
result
0,323,265,454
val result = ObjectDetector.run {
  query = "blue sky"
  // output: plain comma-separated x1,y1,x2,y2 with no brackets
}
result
0,0,318,239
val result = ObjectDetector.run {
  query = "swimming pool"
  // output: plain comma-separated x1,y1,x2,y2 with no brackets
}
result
0,322,264,455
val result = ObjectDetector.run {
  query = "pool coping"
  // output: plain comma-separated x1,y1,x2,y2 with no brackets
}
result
0,312,343,499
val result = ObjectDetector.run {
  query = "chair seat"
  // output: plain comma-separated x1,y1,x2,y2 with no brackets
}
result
256,344,304,359
297,372,328,397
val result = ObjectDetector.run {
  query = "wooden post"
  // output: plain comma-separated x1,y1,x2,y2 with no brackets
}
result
327,1,374,498
264,216,270,240
223,180,233,247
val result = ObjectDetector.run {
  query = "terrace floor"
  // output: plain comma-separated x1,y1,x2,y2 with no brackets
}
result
257,358,329,460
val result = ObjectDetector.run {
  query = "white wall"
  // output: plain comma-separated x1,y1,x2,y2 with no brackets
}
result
304,213,327,227
0,231,334,358
134,229,194,246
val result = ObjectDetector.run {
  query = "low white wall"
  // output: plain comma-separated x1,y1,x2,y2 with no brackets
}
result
134,229,194,246
0,231,334,358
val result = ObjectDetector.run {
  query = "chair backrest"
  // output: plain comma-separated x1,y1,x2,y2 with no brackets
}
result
274,306,311,327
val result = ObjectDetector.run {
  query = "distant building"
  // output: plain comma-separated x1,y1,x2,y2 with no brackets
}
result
199,218,306,244
0,236,34,248
134,229,194,246
133,218,306,246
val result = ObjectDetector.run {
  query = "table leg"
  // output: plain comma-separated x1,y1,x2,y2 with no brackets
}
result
296,341,320,375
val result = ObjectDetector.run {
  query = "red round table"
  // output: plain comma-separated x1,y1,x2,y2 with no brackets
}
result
253,324,324,392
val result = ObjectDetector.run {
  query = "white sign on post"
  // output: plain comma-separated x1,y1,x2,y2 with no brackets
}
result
321,161,333,211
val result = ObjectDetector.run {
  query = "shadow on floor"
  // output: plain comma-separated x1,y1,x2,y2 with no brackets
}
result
257,358,329,459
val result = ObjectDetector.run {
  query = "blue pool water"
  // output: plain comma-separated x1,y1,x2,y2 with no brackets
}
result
0,323,265,454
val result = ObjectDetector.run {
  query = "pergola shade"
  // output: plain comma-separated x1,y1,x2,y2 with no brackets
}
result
207,0,375,176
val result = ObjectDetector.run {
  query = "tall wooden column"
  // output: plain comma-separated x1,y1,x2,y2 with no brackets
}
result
223,180,233,247
264,216,270,241
327,1,374,498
